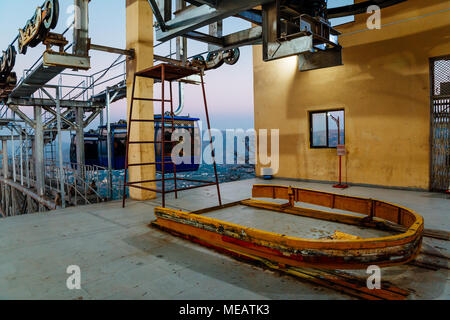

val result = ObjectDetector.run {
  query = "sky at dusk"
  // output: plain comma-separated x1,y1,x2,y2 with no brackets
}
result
0,0,352,132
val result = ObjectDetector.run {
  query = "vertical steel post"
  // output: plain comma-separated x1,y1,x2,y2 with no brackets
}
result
73,0,89,57
2,140,8,179
170,81,178,199
25,131,30,188
161,65,166,208
100,106,104,127
175,0,187,65
122,74,137,207
19,129,23,186
76,107,85,178
56,89,66,208
34,106,45,198
200,73,222,206
2,140,9,216
106,87,113,200
1,139,6,216
208,20,223,52
73,0,88,183
11,128,16,183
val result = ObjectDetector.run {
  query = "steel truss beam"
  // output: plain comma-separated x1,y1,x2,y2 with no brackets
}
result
0,177,56,210
6,105,35,128
184,31,224,46
148,0,168,31
42,106,77,130
6,97,101,108
156,0,272,42
43,108,73,130
178,26,262,52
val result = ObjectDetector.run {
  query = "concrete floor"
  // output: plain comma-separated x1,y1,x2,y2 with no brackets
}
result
0,178,448,300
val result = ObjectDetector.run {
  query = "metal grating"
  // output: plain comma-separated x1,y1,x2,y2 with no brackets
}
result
433,58,450,97
430,56,450,191
10,63,65,98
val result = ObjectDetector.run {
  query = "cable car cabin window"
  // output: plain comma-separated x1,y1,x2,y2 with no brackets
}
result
309,110,345,148
85,139,98,161
113,132,126,157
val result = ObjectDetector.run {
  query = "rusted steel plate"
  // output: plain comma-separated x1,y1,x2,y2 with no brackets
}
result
253,184,422,229
152,184,424,270
153,220,411,300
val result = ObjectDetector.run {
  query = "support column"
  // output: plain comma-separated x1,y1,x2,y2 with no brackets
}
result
11,129,16,182
176,0,187,65
126,0,156,200
1,140,7,216
76,107,85,178
2,140,8,179
56,91,66,208
73,0,89,57
34,106,45,198
208,21,223,52
106,89,113,200
19,129,23,186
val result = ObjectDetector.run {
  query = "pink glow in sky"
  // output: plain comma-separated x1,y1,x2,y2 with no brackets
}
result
1,0,354,132
1,1,255,130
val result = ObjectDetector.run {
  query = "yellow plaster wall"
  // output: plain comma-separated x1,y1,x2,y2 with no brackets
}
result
253,0,450,189
126,0,156,200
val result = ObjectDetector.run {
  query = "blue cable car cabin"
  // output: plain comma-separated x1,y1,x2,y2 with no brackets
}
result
70,116,201,173
97,116,201,172
70,131,101,167
154,115,201,173
98,123,127,170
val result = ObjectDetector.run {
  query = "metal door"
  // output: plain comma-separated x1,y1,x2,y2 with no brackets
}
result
430,56,450,191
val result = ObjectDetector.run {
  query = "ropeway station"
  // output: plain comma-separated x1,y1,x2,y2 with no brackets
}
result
0,0,409,216
0,0,448,301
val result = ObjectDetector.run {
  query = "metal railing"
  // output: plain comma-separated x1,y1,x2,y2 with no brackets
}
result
2,154,124,211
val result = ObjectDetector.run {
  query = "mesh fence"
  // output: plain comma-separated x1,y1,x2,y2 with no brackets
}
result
433,58,450,97
431,56,450,191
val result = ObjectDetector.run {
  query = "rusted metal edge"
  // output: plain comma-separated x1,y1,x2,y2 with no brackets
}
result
152,213,422,270
151,221,411,300
152,184,424,270
0,177,56,210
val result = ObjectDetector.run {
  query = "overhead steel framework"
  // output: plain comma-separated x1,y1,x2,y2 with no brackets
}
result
0,0,132,215
150,0,407,68
0,0,205,216
0,0,409,216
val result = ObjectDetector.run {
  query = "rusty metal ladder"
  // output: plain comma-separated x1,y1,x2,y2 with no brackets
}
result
122,63,222,208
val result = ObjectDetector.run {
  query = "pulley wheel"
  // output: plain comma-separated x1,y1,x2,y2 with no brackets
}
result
43,0,59,30
224,48,240,65
6,46,16,72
